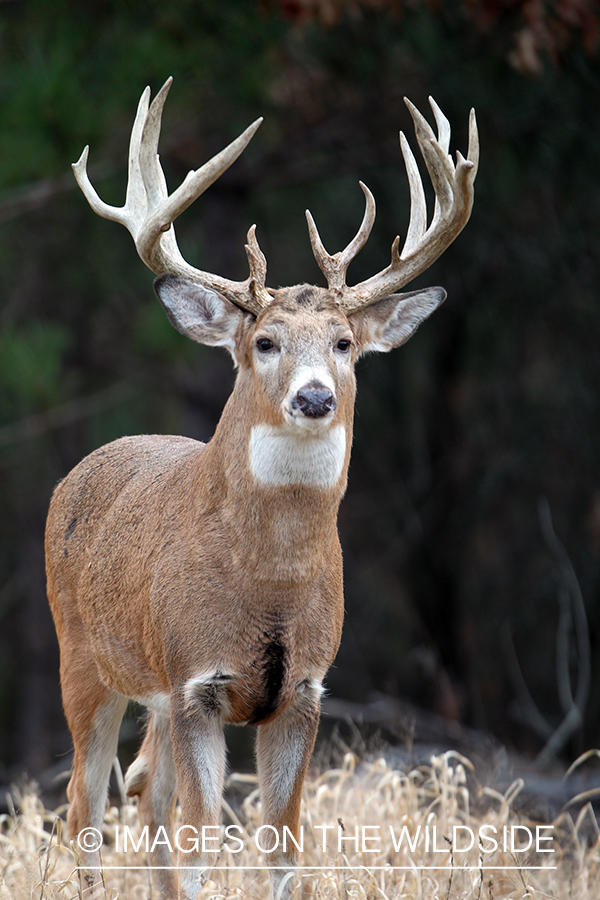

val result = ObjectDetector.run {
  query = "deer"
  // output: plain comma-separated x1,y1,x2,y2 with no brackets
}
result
45,77,478,900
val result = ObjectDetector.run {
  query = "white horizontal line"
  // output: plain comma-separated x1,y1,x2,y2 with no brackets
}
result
78,865,557,871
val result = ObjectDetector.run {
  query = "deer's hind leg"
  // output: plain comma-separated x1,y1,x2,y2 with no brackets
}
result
125,712,178,899
48,580,127,892
62,664,127,891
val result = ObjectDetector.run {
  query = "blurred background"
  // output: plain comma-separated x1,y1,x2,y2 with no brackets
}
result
0,0,599,786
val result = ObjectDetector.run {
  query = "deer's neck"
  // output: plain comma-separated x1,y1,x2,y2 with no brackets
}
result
197,372,353,582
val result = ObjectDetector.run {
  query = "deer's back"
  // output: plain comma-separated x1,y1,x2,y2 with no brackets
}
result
45,435,206,684
47,434,204,572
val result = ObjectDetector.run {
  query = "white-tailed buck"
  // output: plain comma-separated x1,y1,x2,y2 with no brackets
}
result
46,78,478,899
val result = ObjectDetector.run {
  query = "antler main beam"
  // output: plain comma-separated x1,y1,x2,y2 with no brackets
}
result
305,98,479,313
72,78,270,316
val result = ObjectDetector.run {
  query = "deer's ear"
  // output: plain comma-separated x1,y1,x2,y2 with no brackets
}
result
154,274,248,359
349,287,446,355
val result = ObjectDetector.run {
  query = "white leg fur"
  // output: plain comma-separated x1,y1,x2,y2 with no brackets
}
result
84,692,129,834
170,704,227,900
149,715,177,825
256,679,323,900
77,691,128,896
126,713,178,898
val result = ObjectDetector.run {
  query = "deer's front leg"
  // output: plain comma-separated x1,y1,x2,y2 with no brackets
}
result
256,679,322,900
170,684,227,900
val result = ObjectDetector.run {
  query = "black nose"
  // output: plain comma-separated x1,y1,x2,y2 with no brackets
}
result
292,386,336,418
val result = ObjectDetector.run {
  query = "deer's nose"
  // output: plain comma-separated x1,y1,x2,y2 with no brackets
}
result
292,385,336,418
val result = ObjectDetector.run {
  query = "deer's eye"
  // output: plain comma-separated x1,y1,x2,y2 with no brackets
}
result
336,339,352,353
256,338,275,353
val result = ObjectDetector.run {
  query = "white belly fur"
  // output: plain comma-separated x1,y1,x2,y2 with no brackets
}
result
249,424,346,487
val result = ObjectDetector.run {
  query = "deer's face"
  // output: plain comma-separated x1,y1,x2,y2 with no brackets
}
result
245,286,357,433
155,273,446,438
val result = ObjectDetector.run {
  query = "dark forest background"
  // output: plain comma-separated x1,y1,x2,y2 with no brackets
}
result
1,0,599,783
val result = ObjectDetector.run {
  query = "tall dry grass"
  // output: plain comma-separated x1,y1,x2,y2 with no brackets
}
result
1,750,599,899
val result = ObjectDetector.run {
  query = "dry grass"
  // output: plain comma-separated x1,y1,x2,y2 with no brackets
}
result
1,750,599,899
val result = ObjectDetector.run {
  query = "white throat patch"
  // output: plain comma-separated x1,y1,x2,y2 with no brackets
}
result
249,424,346,488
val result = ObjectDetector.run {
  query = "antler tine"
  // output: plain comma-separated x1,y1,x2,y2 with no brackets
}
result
137,81,264,263
73,78,270,317
306,181,376,294
137,77,172,215
404,98,455,225
399,131,427,257
429,97,451,156
338,99,478,314
468,107,480,179
244,224,268,294
427,96,451,229
124,86,152,222
72,87,152,235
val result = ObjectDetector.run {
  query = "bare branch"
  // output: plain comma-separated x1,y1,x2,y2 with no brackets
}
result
0,171,82,225
535,498,591,767
503,499,591,768
502,623,554,741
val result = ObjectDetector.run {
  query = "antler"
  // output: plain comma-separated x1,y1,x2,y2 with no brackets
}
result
305,97,479,313
72,78,271,316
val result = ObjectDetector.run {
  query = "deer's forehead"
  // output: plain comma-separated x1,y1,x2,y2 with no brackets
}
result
253,301,350,341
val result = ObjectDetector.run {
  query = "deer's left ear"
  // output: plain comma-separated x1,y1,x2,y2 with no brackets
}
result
349,286,446,355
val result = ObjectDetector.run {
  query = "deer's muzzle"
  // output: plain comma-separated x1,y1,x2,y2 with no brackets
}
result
292,385,336,419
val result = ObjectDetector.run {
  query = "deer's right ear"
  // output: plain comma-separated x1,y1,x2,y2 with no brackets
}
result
154,274,248,360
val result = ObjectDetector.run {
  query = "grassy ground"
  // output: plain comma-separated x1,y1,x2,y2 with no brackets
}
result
1,750,599,899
